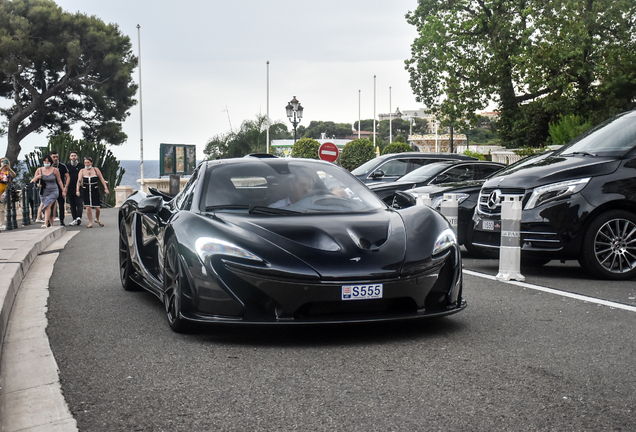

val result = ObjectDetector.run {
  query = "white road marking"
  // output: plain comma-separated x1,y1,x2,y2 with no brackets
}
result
463,269,636,313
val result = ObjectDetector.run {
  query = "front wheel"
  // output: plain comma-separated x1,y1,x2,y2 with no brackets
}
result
119,219,142,291
163,237,191,333
579,210,636,280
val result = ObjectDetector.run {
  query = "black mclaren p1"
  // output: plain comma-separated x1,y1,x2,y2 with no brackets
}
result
118,156,466,332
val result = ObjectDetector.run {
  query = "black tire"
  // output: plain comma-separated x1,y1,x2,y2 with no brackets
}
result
579,210,636,280
163,237,191,333
119,219,142,291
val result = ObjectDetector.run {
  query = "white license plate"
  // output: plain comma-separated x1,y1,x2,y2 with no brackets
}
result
482,220,495,230
341,284,383,300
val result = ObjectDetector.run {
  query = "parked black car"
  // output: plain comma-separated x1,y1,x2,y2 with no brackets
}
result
118,156,466,332
471,109,636,280
351,152,477,184
368,160,505,205
400,179,489,252
394,152,555,255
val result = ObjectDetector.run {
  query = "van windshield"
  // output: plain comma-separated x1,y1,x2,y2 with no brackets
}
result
558,111,636,157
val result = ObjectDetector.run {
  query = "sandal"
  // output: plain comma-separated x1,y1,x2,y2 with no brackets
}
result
86,224,93,228
41,224,48,229
96,221,104,227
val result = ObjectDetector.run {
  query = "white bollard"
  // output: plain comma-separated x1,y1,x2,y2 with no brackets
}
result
416,193,431,206
496,195,525,281
440,193,459,233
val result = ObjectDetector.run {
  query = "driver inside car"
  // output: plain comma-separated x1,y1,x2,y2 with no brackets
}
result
270,167,316,208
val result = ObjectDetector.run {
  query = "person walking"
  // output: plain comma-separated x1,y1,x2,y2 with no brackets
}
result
66,150,84,226
31,154,66,228
76,157,109,228
0,158,16,229
50,150,69,226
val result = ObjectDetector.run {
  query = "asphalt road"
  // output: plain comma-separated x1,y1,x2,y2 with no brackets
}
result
47,208,636,431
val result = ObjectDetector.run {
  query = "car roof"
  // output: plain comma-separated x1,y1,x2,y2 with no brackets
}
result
374,152,477,161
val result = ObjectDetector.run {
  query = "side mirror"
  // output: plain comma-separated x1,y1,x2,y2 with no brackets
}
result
371,169,385,179
138,195,163,214
392,191,416,209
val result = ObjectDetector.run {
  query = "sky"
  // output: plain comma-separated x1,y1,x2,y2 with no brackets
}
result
9,0,423,161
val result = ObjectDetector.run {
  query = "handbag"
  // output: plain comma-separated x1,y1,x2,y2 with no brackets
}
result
36,168,44,190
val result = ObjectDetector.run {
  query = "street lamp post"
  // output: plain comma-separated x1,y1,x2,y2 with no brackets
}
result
285,96,304,143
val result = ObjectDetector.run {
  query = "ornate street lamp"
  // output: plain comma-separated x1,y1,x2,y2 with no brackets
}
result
286,96,304,142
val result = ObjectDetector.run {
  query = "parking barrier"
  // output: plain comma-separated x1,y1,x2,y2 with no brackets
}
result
440,193,459,233
416,193,431,206
496,195,525,281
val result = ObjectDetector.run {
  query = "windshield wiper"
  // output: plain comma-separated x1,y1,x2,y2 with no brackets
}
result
248,206,301,215
205,205,250,211
564,151,597,157
204,205,300,215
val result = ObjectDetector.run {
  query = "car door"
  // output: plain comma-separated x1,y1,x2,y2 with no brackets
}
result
368,158,409,182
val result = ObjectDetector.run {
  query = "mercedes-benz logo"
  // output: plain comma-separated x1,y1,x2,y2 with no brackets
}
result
487,189,502,210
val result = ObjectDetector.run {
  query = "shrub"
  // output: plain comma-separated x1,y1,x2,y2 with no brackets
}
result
291,137,320,159
382,142,411,155
512,146,546,157
340,139,376,171
548,114,594,146
462,150,486,161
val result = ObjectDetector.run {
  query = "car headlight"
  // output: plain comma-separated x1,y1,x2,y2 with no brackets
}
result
433,228,457,255
525,178,591,210
195,237,263,263
431,193,470,210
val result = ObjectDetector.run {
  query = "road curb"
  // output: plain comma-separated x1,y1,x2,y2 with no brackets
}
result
0,227,66,355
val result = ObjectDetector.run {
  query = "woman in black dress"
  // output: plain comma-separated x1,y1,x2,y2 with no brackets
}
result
76,157,109,228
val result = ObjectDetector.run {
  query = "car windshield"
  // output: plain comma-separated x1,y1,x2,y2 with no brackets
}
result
557,110,636,157
398,162,453,182
201,159,386,214
351,157,386,175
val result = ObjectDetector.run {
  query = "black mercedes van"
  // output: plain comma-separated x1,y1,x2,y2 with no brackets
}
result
471,109,636,280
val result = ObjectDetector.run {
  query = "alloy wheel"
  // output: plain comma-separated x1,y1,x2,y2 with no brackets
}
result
593,217,636,275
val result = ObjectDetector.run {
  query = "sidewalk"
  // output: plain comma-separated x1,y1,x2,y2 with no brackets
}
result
0,225,79,431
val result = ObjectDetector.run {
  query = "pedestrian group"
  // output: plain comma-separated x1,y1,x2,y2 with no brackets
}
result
30,151,109,229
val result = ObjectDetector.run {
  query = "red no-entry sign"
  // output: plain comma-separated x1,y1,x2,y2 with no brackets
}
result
319,142,339,163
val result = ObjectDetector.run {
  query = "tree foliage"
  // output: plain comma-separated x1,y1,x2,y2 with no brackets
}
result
291,137,320,159
0,0,138,164
301,121,352,139
203,115,290,159
405,0,636,148
24,133,123,206
340,138,376,172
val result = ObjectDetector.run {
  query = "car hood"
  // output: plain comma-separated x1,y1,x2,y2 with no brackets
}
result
410,180,485,196
368,179,421,191
483,155,621,189
219,211,407,280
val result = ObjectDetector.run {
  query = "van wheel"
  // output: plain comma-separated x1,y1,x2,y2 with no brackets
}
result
579,210,636,280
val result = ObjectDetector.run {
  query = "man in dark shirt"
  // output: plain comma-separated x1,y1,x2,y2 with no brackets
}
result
51,150,69,226
66,150,83,225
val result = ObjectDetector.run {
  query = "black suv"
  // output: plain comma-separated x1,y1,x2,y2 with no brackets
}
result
351,152,476,184
471,109,636,280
